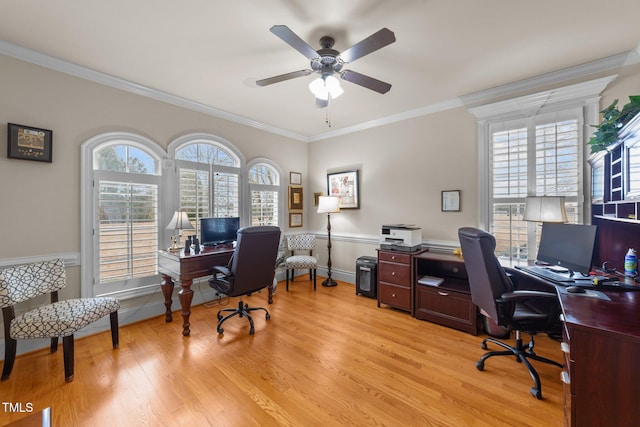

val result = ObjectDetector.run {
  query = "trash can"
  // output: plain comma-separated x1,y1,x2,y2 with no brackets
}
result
356,256,377,298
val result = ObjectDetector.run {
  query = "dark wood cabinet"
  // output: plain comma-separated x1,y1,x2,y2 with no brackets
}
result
377,249,425,314
413,252,478,335
558,290,640,427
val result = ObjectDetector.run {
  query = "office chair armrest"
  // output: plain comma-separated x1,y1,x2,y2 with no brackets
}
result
497,290,557,303
212,265,231,277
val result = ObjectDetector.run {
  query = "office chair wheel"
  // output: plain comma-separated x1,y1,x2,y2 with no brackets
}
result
476,361,485,371
217,326,224,334
481,342,488,350
530,387,542,400
265,313,271,320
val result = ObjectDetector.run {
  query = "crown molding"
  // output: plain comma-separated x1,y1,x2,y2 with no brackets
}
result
2,40,639,142
0,40,308,142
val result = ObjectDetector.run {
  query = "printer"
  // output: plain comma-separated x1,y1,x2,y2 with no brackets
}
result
380,224,422,252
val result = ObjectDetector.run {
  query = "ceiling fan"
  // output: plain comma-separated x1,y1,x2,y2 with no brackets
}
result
256,25,396,108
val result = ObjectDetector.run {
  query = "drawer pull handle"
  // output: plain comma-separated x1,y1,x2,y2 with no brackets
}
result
561,371,570,385
561,342,570,354
392,293,396,298
437,291,449,296
391,272,396,276
452,267,458,273
391,256,396,260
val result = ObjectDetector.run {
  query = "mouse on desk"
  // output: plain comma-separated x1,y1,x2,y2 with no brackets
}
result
566,285,586,294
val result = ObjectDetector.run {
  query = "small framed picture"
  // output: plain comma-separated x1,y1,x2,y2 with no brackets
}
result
289,212,303,228
442,190,461,212
290,171,302,185
313,192,323,206
327,170,359,209
7,123,53,162
288,185,303,210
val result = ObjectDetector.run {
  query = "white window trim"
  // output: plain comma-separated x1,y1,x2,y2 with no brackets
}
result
246,158,285,227
81,132,167,298
469,76,614,230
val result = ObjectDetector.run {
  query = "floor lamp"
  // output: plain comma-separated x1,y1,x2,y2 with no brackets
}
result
317,196,340,287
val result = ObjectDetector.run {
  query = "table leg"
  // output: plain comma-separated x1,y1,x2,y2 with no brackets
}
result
160,274,174,322
268,282,274,304
179,279,194,336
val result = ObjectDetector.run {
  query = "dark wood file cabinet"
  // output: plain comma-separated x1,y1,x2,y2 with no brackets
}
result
414,251,478,335
377,249,425,315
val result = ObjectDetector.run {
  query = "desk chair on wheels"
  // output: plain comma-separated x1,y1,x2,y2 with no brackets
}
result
209,226,281,335
458,227,562,399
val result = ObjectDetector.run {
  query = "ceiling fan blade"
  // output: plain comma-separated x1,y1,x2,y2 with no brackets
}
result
340,70,392,94
270,25,319,60
256,69,313,87
315,97,329,108
338,28,396,64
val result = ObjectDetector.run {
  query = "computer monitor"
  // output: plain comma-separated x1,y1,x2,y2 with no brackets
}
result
536,223,597,275
200,217,240,246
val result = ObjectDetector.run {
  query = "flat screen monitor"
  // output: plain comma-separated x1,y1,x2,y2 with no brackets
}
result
200,217,240,246
536,223,597,275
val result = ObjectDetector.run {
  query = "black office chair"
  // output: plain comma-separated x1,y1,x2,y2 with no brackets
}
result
209,226,281,335
458,227,562,399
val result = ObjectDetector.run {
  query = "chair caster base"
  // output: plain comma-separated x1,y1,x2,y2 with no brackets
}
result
530,387,542,400
476,361,484,371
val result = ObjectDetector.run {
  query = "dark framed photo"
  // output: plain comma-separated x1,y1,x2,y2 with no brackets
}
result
441,190,461,212
288,185,303,210
7,123,53,162
327,170,359,209
289,212,303,228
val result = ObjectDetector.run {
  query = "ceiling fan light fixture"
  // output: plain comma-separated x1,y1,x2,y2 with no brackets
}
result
309,75,343,101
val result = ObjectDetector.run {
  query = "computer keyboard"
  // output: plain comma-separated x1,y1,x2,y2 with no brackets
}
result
570,280,640,291
515,265,575,283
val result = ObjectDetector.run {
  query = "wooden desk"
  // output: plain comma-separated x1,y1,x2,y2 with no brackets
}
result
510,268,640,426
158,247,234,336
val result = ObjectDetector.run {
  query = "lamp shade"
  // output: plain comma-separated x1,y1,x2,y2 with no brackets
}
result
317,196,340,214
523,196,568,223
166,211,195,230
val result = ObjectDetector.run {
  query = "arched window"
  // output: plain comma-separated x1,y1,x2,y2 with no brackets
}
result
170,134,243,236
248,161,281,226
81,133,165,297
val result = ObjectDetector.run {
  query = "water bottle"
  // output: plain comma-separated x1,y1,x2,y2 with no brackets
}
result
624,248,637,276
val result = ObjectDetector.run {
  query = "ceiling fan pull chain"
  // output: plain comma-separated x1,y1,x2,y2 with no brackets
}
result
325,103,332,128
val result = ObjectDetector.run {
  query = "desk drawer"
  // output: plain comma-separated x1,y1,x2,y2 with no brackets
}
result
379,282,411,311
378,251,411,264
415,284,477,334
379,262,411,286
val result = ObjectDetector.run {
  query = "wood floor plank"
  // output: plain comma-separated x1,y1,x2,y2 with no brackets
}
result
1,278,563,426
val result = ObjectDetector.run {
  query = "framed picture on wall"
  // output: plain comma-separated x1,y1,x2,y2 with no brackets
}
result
441,190,461,212
290,171,302,185
7,123,53,162
288,185,303,210
289,212,303,228
327,170,359,209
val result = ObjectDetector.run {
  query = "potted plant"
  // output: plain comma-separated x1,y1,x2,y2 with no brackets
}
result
588,96,640,153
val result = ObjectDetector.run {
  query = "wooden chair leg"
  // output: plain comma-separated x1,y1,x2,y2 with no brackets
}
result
313,269,317,290
110,311,119,349
309,269,313,280
50,337,58,353
63,335,74,382
286,269,290,291
1,337,17,381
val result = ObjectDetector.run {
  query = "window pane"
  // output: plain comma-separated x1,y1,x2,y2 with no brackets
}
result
492,128,528,199
95,144,156,174
213,172,239,217
179,168,210,235
251,190,279,226
176,142,237,166
249,164,279,185
98,181,158,283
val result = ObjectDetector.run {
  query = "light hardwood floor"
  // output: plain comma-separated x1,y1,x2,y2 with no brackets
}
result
1,278,564,426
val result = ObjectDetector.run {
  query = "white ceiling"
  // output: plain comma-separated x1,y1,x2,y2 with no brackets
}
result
2,0,640,141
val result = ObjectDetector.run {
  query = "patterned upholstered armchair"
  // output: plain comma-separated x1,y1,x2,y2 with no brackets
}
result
284,233,318,291
1,259,120,382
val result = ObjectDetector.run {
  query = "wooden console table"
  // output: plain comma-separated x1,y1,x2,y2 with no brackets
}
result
158,247,236,336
